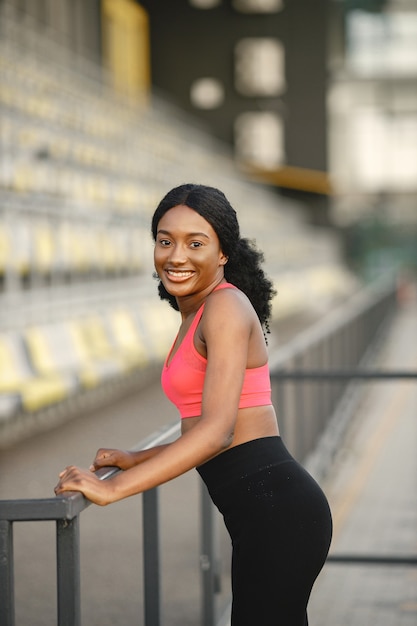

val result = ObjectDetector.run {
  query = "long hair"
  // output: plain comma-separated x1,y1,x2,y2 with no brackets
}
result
151,183,276,335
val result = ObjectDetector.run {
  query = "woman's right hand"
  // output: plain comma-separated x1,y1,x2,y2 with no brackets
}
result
89,448,136,472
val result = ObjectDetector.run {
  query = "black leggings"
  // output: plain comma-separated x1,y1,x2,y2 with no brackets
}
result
197,437,332,626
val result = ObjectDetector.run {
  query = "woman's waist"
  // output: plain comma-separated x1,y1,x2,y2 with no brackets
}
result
196,435,295,494
181,404,278,438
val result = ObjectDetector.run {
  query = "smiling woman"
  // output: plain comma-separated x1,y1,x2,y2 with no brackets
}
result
55,183,332,626
153,204,228,304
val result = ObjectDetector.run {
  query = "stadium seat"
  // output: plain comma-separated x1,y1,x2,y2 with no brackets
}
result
76,315,129,371
0,331,69,413
0,223,10,278
58,224,95,275
24,320,121,390
67,318,126,384
138,303,178,361
98,230,120,274
33,221,56,276
106,307,150,369
24,325,81,394
12,219,32,279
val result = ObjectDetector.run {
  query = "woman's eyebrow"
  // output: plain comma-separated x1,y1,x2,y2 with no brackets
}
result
157,229,210,239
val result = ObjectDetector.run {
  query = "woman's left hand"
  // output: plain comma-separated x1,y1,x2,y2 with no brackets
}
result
54,465,113,506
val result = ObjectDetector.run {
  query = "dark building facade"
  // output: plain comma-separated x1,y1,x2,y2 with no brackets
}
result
140,0,330,188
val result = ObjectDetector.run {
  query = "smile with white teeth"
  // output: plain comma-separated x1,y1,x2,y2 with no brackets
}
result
166,270,193,278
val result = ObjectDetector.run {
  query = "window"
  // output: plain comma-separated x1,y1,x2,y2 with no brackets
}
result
190,78,225,109
233,0,283,13
234,112,285,169
347,10,417,76
189,0,222,8
235,38,285,96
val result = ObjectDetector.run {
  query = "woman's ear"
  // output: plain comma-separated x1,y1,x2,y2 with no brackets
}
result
220,253,228,266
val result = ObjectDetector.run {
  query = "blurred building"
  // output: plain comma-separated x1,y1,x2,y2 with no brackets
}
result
330,0,417,219
136,0,333,222
4,1,415,194
328,0,417,278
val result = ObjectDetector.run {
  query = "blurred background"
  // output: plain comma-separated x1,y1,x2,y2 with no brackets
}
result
0,2,416,625
1,0,415,443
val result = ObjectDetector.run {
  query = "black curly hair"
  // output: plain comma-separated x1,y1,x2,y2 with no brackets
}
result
151,183,276,337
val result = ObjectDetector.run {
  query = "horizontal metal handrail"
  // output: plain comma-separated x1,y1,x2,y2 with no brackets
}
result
0,422,180,521
272,369,417,380
327,554,417,566
0,492,90,522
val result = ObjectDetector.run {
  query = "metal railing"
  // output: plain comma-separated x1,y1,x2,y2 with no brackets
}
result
269,278,417,570
271,367,417,568
0,421,222,626
269,277,398,462
1,277,412,626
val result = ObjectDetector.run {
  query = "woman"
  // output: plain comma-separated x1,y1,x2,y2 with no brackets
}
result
55,184,332,625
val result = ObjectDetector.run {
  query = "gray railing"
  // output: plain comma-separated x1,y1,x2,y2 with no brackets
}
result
269,277,417,569
269,277,398,462
1,277,409,626
0,421,222,626
271,367,417,569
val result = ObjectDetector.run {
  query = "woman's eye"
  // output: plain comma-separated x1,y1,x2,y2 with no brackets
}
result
159,239,171,246
190,241,202,249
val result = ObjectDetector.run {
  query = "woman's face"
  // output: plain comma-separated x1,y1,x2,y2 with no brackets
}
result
154,204,227,300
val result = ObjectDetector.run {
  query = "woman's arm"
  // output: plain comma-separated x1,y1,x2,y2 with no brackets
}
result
55,291,252,505
55,411,238,506
90,445,170,472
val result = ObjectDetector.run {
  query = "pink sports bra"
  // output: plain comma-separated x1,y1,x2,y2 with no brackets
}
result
161,283,272,418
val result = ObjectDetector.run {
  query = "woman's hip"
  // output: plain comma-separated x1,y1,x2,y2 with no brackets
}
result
196,436,332,534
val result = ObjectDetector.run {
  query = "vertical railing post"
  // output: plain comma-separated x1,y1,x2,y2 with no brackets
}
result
143,488,161,626
0,519,15,626
293,354,305,459
272,375,286,442
56,516,81,626
200,482,216,626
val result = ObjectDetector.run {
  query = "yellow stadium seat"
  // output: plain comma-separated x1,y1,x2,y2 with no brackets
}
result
78,315,128,368
63,225,93,274
12,220,31,278
24,326,80,394
138,303,178,361
24,321,119,390
107,307,149,369
67,319,126,385
0,223,11,277
98,231,119,273
33,222,55,275
0,332,69,413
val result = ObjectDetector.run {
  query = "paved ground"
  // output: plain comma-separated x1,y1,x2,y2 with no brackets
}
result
307,286,417,626
1,294,416,626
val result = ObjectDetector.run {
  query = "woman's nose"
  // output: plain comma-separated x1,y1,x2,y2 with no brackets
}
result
168,243,187,264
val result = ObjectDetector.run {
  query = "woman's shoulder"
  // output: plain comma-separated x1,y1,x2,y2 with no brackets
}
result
204,284,253,323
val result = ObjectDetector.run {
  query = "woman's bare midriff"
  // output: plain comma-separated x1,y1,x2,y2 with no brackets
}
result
181,404,280,449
